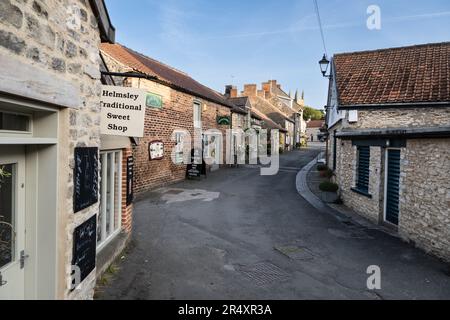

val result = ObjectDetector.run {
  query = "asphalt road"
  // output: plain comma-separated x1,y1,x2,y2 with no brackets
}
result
97,147,450,300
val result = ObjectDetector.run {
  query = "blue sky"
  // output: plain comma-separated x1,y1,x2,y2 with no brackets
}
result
105,0,450,109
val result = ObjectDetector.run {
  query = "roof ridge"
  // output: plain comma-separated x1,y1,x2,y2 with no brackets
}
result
334,41,450,57
119,43,190,77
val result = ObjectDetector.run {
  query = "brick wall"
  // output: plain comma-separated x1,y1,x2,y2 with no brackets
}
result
116,77,232,195
121,147,133,233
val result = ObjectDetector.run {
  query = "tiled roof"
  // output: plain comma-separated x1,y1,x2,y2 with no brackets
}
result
333,42,450,106
272,86,303,114
228,97,249,115
100,43,233,108
250,96,295,128
251,108,287,132
307,120,325,128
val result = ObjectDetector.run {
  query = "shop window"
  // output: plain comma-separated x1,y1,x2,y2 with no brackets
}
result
0,111,30,132
174,132,184,164
97,150,122,250
355,146,370,194
193,102,202,128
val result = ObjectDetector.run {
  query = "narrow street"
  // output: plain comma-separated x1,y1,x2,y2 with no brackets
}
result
97,147,450,300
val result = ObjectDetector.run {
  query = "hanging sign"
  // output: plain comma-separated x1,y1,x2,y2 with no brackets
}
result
74,147,98,213
100,85,147,137
217,116,231,125
149,140,164,160
126,156,134,206
72,215,97,288
146,92,163,109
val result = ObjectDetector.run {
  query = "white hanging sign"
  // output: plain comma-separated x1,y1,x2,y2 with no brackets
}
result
100,85,147,137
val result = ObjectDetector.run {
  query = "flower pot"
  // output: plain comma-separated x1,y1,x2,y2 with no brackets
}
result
321,191,339,203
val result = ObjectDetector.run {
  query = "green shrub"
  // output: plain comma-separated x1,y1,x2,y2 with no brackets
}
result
320,168,334,179
319,181,339,192
317,164,328,171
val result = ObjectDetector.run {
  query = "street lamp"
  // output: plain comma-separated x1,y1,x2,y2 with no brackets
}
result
319,54,330,78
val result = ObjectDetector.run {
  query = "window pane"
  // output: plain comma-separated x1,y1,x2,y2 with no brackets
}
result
0,112,29,131
97,151,122,249
0,164,15,269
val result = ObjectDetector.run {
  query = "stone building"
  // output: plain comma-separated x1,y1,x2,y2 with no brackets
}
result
100,43,234,194
0,0,134,300
228,81,306,151
325,42,450,262
261,80,306,148
306,120,325,142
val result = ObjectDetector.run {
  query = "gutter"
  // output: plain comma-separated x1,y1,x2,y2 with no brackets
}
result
338,101,450,110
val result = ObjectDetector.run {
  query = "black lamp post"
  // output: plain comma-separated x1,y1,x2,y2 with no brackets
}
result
319,54,330,78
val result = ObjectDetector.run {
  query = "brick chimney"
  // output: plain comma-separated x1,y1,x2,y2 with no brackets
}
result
243,84,257,97
225,85,238,98
262,81,271,93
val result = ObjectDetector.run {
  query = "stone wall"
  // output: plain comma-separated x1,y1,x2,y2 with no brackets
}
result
350,107,450,129
232,112,246,130
1,0,104,299
399,138,450,262
336,141,384,223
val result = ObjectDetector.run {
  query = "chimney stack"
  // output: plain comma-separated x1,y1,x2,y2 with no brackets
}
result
243,84,257,97
225,85,238,98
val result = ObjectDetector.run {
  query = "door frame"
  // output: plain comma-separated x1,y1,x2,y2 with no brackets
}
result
0,146,26,299
383,148,401,226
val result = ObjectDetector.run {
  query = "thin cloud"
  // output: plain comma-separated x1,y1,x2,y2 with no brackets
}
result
202,10,450,40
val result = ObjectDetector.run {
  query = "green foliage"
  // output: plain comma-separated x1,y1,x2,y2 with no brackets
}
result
303,106,325,121
320,168,334,179
319,181,339,192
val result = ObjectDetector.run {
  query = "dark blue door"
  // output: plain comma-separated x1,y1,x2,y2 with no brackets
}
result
385,150,401,225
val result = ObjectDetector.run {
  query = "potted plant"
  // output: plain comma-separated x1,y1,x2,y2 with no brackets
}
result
319,181,340,203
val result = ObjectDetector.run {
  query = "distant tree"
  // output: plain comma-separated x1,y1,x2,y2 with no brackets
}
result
303,106,325,121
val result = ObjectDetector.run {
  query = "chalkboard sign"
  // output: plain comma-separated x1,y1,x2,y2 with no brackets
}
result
126,156,134,206
186,149,206,179
72,215,97,287
74,147,99,213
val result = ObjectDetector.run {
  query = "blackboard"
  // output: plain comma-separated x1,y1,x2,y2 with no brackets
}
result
72,215,97,287
126,156,134,206
74,147,99,213
186,149,206,179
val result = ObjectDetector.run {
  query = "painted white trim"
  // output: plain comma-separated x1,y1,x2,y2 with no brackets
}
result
97,150,123,252
0,138,57,145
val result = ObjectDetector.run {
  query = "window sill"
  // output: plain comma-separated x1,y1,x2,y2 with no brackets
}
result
351,187,372,199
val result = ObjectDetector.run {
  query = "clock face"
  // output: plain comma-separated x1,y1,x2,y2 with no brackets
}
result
149,141,164,160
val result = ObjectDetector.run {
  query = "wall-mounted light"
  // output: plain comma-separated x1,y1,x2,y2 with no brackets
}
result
319,54,331,78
